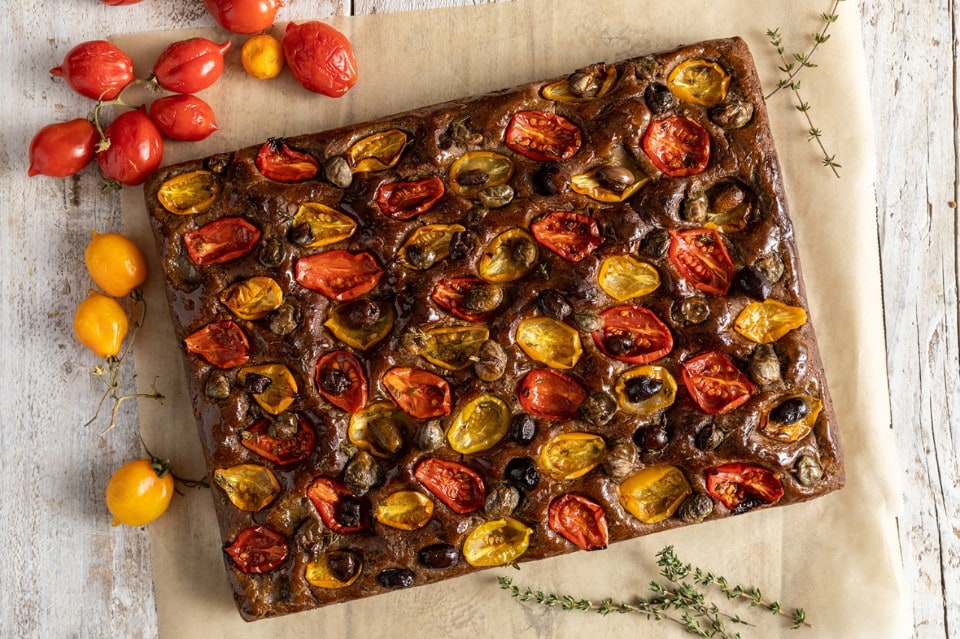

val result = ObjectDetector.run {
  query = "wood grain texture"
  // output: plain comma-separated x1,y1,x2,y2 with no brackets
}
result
0,1,954,637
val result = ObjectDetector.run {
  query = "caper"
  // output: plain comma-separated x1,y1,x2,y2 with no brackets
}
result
580,391,617,426
755,253,785,283
269,301,300,336
625,375,663,403
708,99,754,129
455,168,489,187
568,70,601,98
770,397,810,425
269,412,299,439
793,454,823,487
532,161,566,196
479,184,515,208
448,229,478,260
694,423,728,452
323,155,353,189
206,152,231,174
446,116,483,146
573,309,603,333
509,413,537,445
463,284,504,314
596,166,635,193
677,493,714,523
485,482,521,518
168,253,200,287
509,237,539,268
414,420,444,452
204,372,231,399
404,244,437,270
320,368,351,396
399,331,427,356
634,56,659,81
474,339,507,382
504,457,540,491
258,235,284,268
334,495,365,528
639,228,671,259
327,550,361,582
678,297,711,325
369,416,404,456
749,344,782,386
377,568,414,589
603,441,638,480
418,543,459,569
343,450,383,495
243,372,272,394
644,82,677,114
344,299,381,329
683,190,709,224
287,222,314,246
734,266,772,300
636,424,669,452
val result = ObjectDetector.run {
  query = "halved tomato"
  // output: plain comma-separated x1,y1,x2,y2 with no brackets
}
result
315,350,368,413
184,320,250,368
642,115,710,177
430,277,497,322
306,477,371,534
505,111,582,162
591,305,673,364
240,415,316,466
255,138,319,182
376,177,444,220
382,367,452,419
225,526,288,574
548,493,609,551
705,462,784,513
681,351,755,414
517,369,587,420
183,217,260,265
668,228,735,296
531,211,603,262
295,250,383,300
414,458,486,514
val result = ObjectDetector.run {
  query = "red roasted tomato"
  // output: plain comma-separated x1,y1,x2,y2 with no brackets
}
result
28,119,98,178
96,109,164,186
50,40,134,101
531,211,603,262
294,250,383,300
642,115,710,177
315,351,368,413
505,111,582,162
225,526,289,573
149,94,218,141
376,177,444,220
430,277,497,322
382,367,452,419
255,138,319,182
517,369,587,420
414,458,486,514
184,320,250,369
183,216,261,265
681,351,755,414
153,38,230,94
705,463,784,513
204,0,281,34
591,305,673,364
668,228,735,296
306,477,371,534
283,21,358,98
240,415,316,466
548,493,609,551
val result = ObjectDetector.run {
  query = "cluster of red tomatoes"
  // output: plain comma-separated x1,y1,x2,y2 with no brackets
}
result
28,0,358,187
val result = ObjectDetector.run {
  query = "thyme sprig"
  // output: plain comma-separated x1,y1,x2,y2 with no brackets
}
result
765,0,844,178
497,546,809,638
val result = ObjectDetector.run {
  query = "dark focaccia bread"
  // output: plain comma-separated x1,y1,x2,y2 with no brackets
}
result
144,36,843,620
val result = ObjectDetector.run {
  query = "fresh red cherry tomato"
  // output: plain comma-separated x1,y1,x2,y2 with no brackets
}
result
96,109,164,186
153,38,230,94
28,119,97,177
548,493,609,551
705,462,784,513
531,211,603,262
642,115,710,177
283,21,358,98
183,216,261,265
414,458,486,514
50,40,134,101
254,138,319,182
430,277,497,322
149,94,219,141
225,526,289,574
183,320,250,368
315,351,368,413
382,367,452,419
591,305,673,364
668,228,735,296
306,477,371,534
240,415,316,466
294,250,383,301
681,351,755,414
376,177,445,220
517,369,587,420
204,0,281,34
505,111,582,162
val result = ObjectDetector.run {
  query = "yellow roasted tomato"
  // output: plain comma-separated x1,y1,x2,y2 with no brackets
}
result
156,170,220,215
446,394,510,454
478,228,539,283
538,432,606,481
238,364,298,415
375,490,435,530
617,465,691,524
348,129,408,173
305,550,362,588
219,276,284,320
667,59,730,106
515,317,582,369
462,518,532,567
734,299,807,344
290,203,357,248
615,365,678,415
597,255,660,301
213,464,280,512
761,394,823,443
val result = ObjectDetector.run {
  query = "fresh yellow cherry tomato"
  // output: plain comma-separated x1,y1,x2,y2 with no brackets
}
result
74,290,128,358
84,231,148,297
240,34,284,80
105,458,175,527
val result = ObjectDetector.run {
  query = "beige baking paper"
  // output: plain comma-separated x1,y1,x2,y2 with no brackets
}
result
118,0,906,636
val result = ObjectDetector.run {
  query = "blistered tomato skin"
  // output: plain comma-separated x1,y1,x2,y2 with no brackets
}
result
96,109,164,187
204,0,281,34
50,40,134,101
153,38,230,94
183,217,261,265
283,21,358,97
184,320,250,369
28,119,97,178
149,94,219,141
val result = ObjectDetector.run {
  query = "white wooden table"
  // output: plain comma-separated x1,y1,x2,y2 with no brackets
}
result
0,1,955,637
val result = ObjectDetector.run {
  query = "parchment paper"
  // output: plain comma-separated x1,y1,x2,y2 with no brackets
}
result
119,1,907,636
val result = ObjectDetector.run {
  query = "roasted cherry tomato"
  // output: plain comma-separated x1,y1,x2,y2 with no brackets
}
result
517,369,587,420
295,250,383,300
28,119,97,178
382,367,452,419
50,40,134,101
462,518,531,567
375,490,435,531
417,325,489,371
74,290,128,358
667,59,730,106
305,550,362,588
531,211,603,262
97,109,164,186
430,277,498,322
414,458,486,514
446,395,510,454
705,462,784,513
156,170,221,215
618,465,691,524
548,493,609,550
183,216,260,265
596,255,660,301
105,458,174,527
681,351,755,414
241,415,316,466
219,276,283,320
149,94,218,141
642,115,710,177
239,364,298,415
325,299,395,350
225,526,289,573
283,21,359,98
315,350,367,413
204,0,281,34
213,464,280,512
255,138,319,182
538,432,606,480
306,477,371,534
241,34,284,79
349,129,408,173
515,317,582,369
153,38,230,94
348,401,411,458
592,305,673,365
734,299,807,344
184,320,250,368
376,177,445,220
84,231,148,297
668,228,735,296
505,110,582,162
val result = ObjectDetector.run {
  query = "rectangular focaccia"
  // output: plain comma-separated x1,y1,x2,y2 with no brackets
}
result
143,36,843,620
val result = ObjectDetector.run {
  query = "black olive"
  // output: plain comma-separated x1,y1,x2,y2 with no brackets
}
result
624,375,663,403
287,222,314,246
605,333,634,356
639,229,671,259
448,230,478,260
644,82,677,114
455,168,489,187
695,423,727,452
504,457,540,491
538,289,573,319
334,496,365,528
635,424,669,452
731,496,766,515
414,421,444,452
344,299,381,328
243,373,272,394
319,368,351,395
327,550,361,582
532,161,566,195
418,543,460,569
378,568,415,589
770,397,810,425
734,266,772,300
510,414,537,445
596,166,635,193
580,391,617,426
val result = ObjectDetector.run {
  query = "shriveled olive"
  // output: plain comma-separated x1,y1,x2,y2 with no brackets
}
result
269,412,299,439
343,450,383,495
479,184,515,208
414,420,444,452
712,182,746,212
368,417,404,455
510,413,537,445
448,229,478,260
634,56,659,81
532,161,566,196
644,82,677,114
510,237,539,268
636,424,669,452
678,297,711,324
603,441,638,480
683,190,709,223
378,568,414,589
677,492,714,523
327,550,361,582
320,367,351,396
596,166,635,193
770,397,810,425
334,495,365,528
749,344,782,386
446,116,483,146
755,253,785,283
574,309,603,333
204,371,231,399
624,375,663,403
639,229,671,258
404,244,436,270
243,373,272,394
418,543,459,569
169,253,200,287
504,457,540,491
568,70,601,98
794,454,823,487
287,222,314,246
269,301,300,336
206,152,231,174
734,266,772,300
485,482,520,518
344,299,381,329
456,168,489,187
694,423,728,452
538,289,573,320
323,156,353,189
258,235,284,268
474,339,507,382
708,99,754,129
580,391,617,426
464,284,504,313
